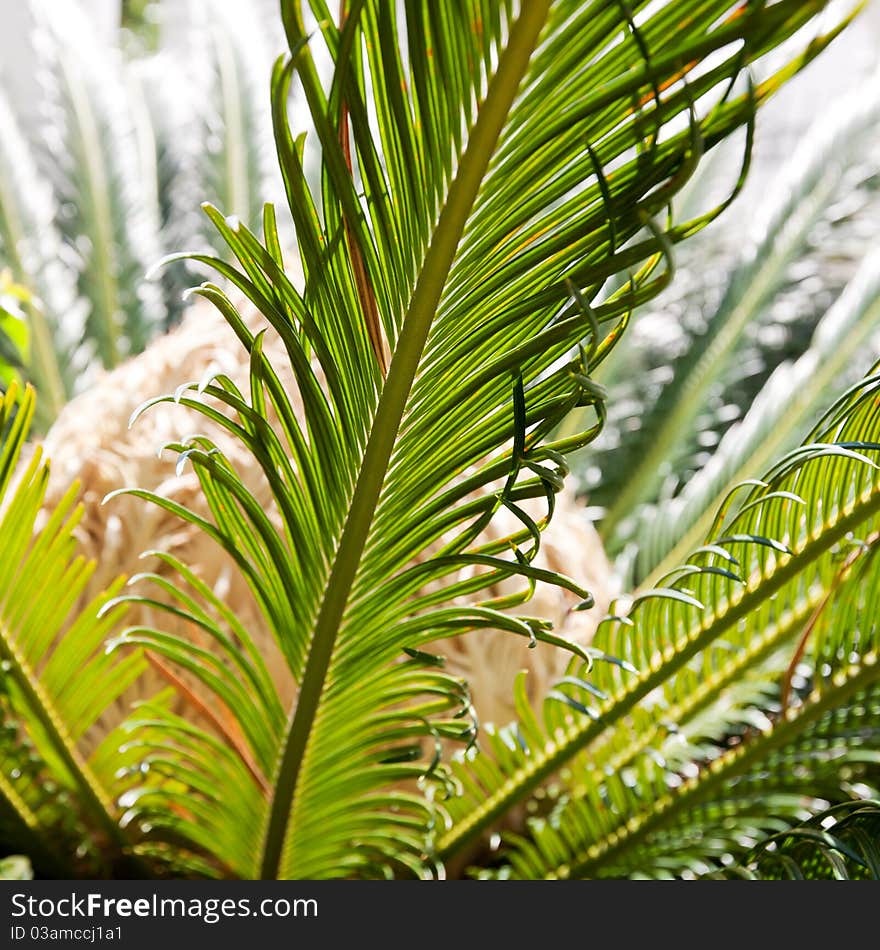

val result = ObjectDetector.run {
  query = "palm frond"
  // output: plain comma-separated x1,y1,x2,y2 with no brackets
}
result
153,0,285,243
631,247,880,585
31,0,166,370
101,0,853,879
0,384,153,877
722,801,880,879
440,364,880,875
0,89,82,428
593,74,880,544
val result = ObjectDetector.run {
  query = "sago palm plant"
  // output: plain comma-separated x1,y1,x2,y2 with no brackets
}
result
2,0,877,881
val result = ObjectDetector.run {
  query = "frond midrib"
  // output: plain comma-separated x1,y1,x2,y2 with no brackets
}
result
565,653,880,879
573,590,824,790
258,0,553,880
0,615,126,851
439,478,880,860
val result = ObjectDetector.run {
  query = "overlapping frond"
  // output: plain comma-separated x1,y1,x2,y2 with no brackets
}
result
0,384,153,877
440,366,880,876
0,90,81,427
724,801,880,879
632,247,880,585
142,0,285,247
103,0,854,879
31,0,166,369
1,0,291,420
595,73,880,547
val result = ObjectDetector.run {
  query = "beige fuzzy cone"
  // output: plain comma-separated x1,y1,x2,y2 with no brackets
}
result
40,296,618,747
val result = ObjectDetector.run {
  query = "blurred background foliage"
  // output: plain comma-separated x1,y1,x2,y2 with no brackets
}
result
0,0,287,429
0,0,877,451
565,6,880,589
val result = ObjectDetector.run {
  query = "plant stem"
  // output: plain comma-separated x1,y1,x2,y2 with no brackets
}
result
438,482,880,860
569,655,880,878
258,0,552,880
0,620,138,862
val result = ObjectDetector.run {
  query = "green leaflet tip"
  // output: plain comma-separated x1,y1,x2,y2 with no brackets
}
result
197,368,222,394
715,533,792,555
96,596,126,619
144,252,189,281
101,487,128,507
174,381,198,404
175,453,191,477
128,395,168,430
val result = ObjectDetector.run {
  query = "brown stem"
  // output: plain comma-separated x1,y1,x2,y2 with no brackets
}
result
338,0,389,376
145,652,270,794
780,530,880,711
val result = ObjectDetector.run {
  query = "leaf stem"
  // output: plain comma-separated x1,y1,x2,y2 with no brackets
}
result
0,619,137,862
438,482,880,860
569,654,880,878
258,0,551,879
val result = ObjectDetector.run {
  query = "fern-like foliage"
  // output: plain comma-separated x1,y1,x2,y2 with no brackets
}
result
629,249,880,586
724,801,880,879
443,366,880,877
86,0,853,880
31,0,166,370
590,74,880,554
0,90,83,427
0,0,290,421
0,385,156,878
0,0,862,881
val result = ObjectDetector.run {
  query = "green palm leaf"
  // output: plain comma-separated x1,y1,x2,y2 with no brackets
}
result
0,384,153,876
632,249,880,586
595,75,880,545
138,0,285,266
32,0,166,369
103,0,853,879
0,90,79,428
441,365,880,876
726,801,880,879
